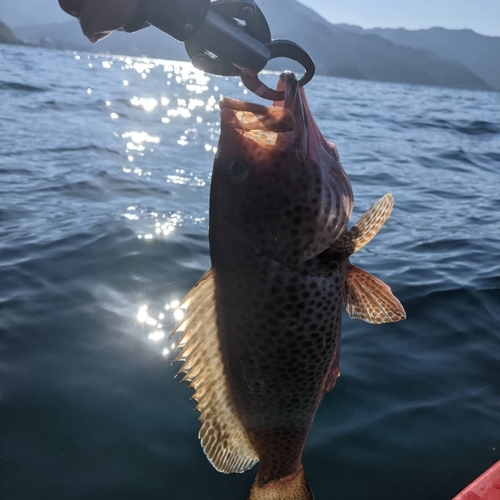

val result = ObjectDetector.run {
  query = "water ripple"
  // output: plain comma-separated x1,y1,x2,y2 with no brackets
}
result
0,45,499,500
0,80,47,92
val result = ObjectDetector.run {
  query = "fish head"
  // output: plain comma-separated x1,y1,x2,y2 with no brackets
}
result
210,72,354,266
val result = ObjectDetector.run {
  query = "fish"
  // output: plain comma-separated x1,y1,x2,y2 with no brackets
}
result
170,71,406,500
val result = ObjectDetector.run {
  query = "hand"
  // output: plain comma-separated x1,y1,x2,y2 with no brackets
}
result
58,0,143,42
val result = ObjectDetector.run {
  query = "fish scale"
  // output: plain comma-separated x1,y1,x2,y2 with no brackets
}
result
216,260,346,484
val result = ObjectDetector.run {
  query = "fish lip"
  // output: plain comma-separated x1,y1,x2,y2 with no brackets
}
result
219,98,272,116
219,72,304,137
274,71,301,112
275,71,308,147
219,98,295,135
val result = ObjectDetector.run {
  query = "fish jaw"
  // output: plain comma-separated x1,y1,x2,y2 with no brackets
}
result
272,71,328,161
218,72,338,167
211,73,354,268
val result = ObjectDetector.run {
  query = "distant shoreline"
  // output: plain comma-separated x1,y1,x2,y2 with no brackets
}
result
0,19,25,45
3,42,498,95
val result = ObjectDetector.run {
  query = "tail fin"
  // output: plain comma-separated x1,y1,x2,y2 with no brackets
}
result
248,465,314,500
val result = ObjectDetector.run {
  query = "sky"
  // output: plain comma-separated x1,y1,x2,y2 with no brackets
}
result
0,0,499,37
303,0,500,36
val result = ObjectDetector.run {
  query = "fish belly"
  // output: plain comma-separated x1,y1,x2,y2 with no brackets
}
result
214,258,346,484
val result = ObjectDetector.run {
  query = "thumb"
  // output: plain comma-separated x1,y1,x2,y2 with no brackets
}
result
60,0,141,42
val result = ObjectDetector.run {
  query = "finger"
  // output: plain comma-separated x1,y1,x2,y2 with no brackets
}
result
78,0,141,42
58,0,85,18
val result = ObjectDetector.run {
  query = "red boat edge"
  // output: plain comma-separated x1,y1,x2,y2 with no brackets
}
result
452,461,500,500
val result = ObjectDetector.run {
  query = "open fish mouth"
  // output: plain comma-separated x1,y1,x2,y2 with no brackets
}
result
219,72,307,149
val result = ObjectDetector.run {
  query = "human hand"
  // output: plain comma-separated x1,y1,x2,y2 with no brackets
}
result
58,0,143,42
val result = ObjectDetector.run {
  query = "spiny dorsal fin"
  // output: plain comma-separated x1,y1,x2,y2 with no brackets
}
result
335,194,394,255
344,263,406,324
170,269,258,474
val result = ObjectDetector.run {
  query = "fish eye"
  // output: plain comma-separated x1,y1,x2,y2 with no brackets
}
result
229,160,248,180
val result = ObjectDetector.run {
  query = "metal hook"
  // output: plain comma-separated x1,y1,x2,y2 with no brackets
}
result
240,40,316,101
126,0,316,101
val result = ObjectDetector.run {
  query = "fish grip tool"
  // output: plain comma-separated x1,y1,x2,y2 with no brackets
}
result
125,0,316,100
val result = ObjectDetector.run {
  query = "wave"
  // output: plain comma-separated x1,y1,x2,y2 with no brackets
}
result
2,145,121,158
407,118,499,135
0,80,47,92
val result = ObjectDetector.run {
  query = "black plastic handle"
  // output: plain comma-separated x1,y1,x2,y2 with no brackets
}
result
125,0,211,41
125,0,316,100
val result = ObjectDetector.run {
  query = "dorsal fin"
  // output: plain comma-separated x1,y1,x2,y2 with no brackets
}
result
334,194,394,254
170,269,259,473
344,263,406,324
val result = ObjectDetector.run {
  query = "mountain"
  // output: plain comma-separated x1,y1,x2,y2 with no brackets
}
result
339,26,500,91
15,18,187,61
0,0,67,28
13,0,495,92
258,0,492,91
0,19,24,45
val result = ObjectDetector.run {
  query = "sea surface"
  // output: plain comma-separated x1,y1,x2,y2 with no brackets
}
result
1,44,499,500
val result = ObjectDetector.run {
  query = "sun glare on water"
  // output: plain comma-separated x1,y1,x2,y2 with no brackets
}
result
136,300,187,356
78,54,234,358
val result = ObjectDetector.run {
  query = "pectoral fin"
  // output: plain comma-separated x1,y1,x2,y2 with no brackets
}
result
334,194,394,255
344,263,406,324
171,269,258,473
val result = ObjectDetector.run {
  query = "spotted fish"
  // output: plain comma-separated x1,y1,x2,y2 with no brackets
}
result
171,72,406,500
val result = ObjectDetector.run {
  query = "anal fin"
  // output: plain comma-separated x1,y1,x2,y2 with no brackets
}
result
324,362,340,393
344,263,406,324
171,269,258,473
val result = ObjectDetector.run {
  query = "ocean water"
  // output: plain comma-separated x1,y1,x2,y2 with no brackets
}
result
1,44,499,500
